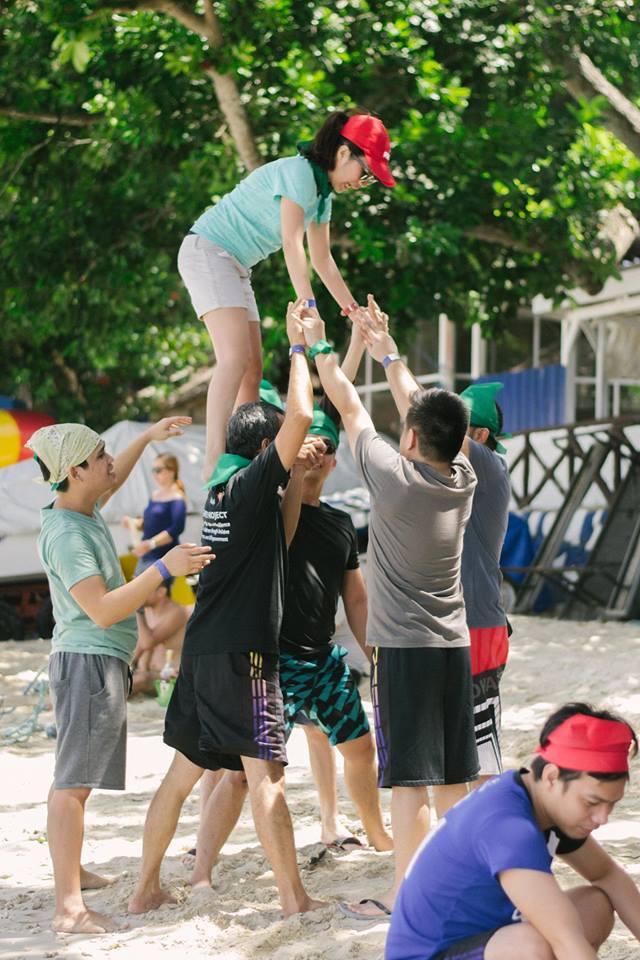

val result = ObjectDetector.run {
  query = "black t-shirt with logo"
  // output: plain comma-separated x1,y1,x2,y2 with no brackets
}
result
183,443,289,656
279,501,359,661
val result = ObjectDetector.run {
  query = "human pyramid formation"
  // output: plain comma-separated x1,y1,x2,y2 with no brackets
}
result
28,111,640,958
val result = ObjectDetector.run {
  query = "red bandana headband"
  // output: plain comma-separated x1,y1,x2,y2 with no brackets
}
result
536,713,633,774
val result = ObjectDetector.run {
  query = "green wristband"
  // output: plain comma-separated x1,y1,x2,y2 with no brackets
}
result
308,339,333,360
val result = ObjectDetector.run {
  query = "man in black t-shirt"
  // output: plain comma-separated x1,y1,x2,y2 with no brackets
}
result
188,408,392,886
129,300,326,919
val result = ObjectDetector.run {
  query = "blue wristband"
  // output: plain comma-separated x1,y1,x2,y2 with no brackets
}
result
289,343,306,357
154,559,171,581
305,298,316,308
382,352,402,370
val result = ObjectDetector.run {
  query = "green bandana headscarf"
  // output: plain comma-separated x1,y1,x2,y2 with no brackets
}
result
297,141,332,223
204,453,251,490
308,408,340,448
259,379,285,412
459,382,512,455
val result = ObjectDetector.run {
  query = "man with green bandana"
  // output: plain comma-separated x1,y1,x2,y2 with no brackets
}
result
187,403,392,888
459,382,512,785
129,300,327,919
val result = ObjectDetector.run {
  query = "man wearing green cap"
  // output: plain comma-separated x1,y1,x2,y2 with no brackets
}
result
459,382,512,784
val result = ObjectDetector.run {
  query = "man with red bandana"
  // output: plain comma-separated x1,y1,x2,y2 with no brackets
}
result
386,702,640,960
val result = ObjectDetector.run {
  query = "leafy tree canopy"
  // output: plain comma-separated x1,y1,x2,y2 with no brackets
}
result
1,0,639,426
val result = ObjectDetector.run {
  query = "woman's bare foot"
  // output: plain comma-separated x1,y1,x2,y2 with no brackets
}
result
128,886,177,914
80,867,116,890
53,907,120,934
190,874,213,890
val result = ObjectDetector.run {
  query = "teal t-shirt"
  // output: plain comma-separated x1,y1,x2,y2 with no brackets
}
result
191,155,333,269
38,504,137,664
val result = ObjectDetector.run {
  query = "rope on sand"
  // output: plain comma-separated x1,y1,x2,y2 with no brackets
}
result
1,672,53,744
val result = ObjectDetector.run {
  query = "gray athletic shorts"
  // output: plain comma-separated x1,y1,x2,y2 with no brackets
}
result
49,652,129,790
177,233,260,322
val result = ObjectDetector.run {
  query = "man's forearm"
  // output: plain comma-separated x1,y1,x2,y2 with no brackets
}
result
316,353,362,419
385,359,421,420
596,864,640,940
280,471,305,547
345,598,369,658
111,429,152,495
340,330,366,383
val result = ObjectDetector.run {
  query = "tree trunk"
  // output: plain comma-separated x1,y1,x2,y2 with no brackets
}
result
558,48,640,160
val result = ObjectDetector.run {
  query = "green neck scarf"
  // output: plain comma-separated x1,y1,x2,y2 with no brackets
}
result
204,453,250,491
297,141,331,222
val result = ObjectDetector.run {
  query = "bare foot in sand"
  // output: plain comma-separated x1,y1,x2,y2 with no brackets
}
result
181,848,196,869
80,866,116,890
370,832,394,852
190,874,213,890
282,896,328,918
53,907,120,934
128,886,177,914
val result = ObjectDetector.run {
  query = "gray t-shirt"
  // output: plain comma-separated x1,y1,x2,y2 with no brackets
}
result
355,428,477,649
461,439,510,629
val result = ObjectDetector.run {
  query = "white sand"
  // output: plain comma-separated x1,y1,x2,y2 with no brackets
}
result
2,616,640,959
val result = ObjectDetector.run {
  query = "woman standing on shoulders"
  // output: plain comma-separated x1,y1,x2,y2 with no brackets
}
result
177,111,396,479
123,453,188,575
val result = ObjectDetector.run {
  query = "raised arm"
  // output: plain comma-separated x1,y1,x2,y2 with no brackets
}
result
100,416,193,508
274,300,314,471
358,296,421,421
300,314,373,457
342,567,370,662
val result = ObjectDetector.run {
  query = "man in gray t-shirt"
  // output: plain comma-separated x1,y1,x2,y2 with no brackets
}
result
460,382,512,781
300,297,478,921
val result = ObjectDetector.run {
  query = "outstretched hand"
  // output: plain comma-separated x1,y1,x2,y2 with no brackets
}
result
286,298,307,346
300,314,326,347
146,416,192,442
356,294,398,364
292,436,327,474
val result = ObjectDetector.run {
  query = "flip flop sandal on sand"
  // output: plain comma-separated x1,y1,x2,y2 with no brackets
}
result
338,899,392,921
324,836,364,851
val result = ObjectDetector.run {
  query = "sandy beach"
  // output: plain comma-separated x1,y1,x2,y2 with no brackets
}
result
2,615,640,959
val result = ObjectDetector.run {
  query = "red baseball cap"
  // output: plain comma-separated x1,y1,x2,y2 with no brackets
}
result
340,115,396,187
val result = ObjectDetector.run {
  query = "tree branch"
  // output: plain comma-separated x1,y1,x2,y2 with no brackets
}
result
94,0,261,171
557,47,640,160
0,106,96,127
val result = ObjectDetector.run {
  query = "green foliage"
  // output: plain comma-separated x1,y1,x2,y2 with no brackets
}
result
1,0,639,425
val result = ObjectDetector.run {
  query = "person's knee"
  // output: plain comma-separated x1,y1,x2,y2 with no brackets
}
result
227,770,249,791
166,753,202,800
577,885,615,945
487,924,554,960
342,732,375,763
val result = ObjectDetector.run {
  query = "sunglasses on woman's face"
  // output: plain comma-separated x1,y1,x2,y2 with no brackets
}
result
152,466,168,474
353,154,376,186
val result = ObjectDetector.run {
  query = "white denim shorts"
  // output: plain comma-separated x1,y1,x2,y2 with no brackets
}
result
177,233,260,322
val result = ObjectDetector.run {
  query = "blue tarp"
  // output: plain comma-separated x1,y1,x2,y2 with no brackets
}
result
477,364,566,433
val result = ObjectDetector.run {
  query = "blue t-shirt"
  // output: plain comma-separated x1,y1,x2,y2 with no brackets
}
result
142,498,187,562
386,771,585,960
191,155,333,269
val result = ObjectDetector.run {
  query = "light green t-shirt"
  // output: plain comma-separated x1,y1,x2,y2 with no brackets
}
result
38,504,137,663
191,155,333,269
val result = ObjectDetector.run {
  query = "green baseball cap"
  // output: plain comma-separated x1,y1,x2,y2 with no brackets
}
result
308,408,340,448
459,381,511,454
259,378,285,412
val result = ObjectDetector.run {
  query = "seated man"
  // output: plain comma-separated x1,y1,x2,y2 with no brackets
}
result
131,579,191,695
386,702,640,960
